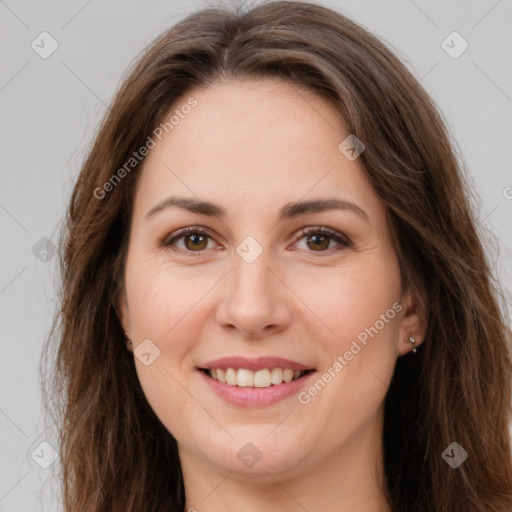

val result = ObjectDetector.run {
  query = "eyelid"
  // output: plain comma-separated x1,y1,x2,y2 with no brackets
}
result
162,225,352,254
161,226,220,253
292,226,351,248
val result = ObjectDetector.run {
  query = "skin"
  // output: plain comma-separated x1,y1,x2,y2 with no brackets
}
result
118,78,427,512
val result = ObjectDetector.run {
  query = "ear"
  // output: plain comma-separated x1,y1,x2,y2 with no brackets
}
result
396,284,428,356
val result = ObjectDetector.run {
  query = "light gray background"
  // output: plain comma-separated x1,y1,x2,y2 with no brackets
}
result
1,0,511,510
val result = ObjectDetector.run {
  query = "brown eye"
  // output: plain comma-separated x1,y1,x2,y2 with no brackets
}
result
183,233,208,251
294,227,351,254
306,233,331,251
163,228,215,253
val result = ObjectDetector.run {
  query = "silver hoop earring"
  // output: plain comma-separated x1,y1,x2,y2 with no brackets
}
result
406,336,417,353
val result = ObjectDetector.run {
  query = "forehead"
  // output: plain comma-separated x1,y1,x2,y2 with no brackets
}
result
134,78,381,221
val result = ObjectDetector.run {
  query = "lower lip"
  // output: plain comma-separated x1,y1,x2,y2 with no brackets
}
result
199,370,316,406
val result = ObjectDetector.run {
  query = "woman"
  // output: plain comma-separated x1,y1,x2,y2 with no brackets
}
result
41,1,512,511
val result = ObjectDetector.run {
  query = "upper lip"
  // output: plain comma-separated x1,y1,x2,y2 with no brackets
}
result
199,356,314,372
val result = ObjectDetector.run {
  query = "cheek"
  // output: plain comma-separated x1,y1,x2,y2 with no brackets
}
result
291,259,401,448
125,254,213,342
124,257,213,438
290,255,402,352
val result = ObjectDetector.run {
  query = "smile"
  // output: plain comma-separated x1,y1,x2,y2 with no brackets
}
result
197,356,317,406
202,367,312,388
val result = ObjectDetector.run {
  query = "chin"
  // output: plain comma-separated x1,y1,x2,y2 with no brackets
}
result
200,435,309,477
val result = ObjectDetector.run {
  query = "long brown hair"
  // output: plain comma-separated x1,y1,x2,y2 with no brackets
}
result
41,1,512,510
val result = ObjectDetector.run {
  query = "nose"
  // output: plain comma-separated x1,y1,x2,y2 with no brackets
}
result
215,255,293,340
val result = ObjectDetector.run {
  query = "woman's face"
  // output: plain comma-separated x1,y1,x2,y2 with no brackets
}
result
119,78,424,479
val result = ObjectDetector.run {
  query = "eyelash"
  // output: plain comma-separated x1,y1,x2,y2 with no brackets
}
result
162,226,352,256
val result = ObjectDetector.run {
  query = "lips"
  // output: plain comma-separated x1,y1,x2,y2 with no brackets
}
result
200,356,313,372
197,356,316,406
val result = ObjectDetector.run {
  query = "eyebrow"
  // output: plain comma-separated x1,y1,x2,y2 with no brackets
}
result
145,196,370,223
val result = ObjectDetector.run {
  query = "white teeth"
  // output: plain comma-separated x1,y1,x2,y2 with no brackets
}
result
207,367,307,387
225,368,237,386
271,368,283,385
217,368,226,384
253,369,271,388
237,369,254,387
283,369,294,383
